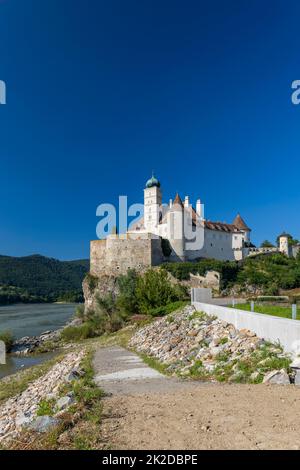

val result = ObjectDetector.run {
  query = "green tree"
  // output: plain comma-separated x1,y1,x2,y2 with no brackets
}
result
260,240,275,248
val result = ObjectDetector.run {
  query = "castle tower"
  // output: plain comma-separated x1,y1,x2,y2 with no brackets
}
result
279,232,292,257
167,193,185,261
144,173,162,234
233,213,251,243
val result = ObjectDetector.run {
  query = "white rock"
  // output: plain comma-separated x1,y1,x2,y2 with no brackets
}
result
56,395,74,411
294,370,300,386
15,411,32,428
263,369,290,385
28,415,59,433
290,357,300,369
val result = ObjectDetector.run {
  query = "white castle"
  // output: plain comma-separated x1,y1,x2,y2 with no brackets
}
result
90,174,299,277
128,174,252,262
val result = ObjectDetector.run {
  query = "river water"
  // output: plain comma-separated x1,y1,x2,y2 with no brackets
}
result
0,303,77,379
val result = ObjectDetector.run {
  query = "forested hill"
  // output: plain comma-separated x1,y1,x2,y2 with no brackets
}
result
0,255,89,304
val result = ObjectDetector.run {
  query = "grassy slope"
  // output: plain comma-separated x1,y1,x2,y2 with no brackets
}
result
234,303,299,320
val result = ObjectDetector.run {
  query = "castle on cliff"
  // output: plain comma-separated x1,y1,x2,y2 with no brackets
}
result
90,174,253,276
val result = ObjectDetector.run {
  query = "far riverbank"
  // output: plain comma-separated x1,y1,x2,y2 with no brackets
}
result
0,303,77,378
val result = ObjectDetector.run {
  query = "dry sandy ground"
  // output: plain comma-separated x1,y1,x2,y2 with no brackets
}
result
101,385,300,450
94,347,300,450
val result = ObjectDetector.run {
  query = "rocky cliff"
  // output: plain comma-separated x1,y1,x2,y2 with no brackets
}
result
82,273,119,314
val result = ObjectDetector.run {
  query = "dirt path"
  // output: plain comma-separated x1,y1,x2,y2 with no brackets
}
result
94,347,300,450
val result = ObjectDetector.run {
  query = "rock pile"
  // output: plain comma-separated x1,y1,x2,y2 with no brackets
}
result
129,305,294,384
0,350,85,442
11,318,82,355
11,330,61,355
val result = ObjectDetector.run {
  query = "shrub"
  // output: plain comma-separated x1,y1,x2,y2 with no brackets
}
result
84,294,125,335
135,269,179,314
148,300,188,317
255,296,288,302
61,324,94,341
0,330,14,352
162,259,239,288
116,269,139,315
75,304,85,320
171,283,189,300
85,273,98,292
37,398,55,416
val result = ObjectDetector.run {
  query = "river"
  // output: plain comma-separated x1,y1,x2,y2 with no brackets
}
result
0,303,77,379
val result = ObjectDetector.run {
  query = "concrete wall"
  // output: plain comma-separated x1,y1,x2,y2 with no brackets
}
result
191,288,212,303
192,300,300,354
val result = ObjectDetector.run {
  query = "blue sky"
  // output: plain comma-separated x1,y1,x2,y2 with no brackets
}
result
0,0,300,260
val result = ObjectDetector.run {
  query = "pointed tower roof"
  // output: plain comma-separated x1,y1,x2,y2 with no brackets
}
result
233,213,251,231
173,193,183,205
172,192,183,210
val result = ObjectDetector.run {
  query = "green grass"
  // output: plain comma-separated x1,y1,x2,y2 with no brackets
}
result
148,300,189,317
0,330,14,352
37,398,55,416
187,360,209,379
137,352,170,375
189,310,209,321
233,303,300,320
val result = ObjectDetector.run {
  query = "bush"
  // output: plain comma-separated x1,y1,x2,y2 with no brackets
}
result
37,398,55,416
85,273,98,292
148,300,188,317
162,259,239,288
84,294,125,335
135,269,183,314
61,324,94,341
75,304,85,320
116,269,139,315
255,296,288,302
0,330,14,352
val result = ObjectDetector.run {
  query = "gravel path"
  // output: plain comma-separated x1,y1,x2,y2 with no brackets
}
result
93,346,201,395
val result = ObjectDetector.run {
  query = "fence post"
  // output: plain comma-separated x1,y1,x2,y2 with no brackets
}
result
292,304,297,320
251,301,255,312
0,341,5,365
232,298,235,307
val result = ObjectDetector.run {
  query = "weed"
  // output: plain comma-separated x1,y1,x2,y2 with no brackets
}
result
37,398,55,417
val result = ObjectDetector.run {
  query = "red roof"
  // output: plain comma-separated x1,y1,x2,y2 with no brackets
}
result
173,193,184,208
232,213,251,231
